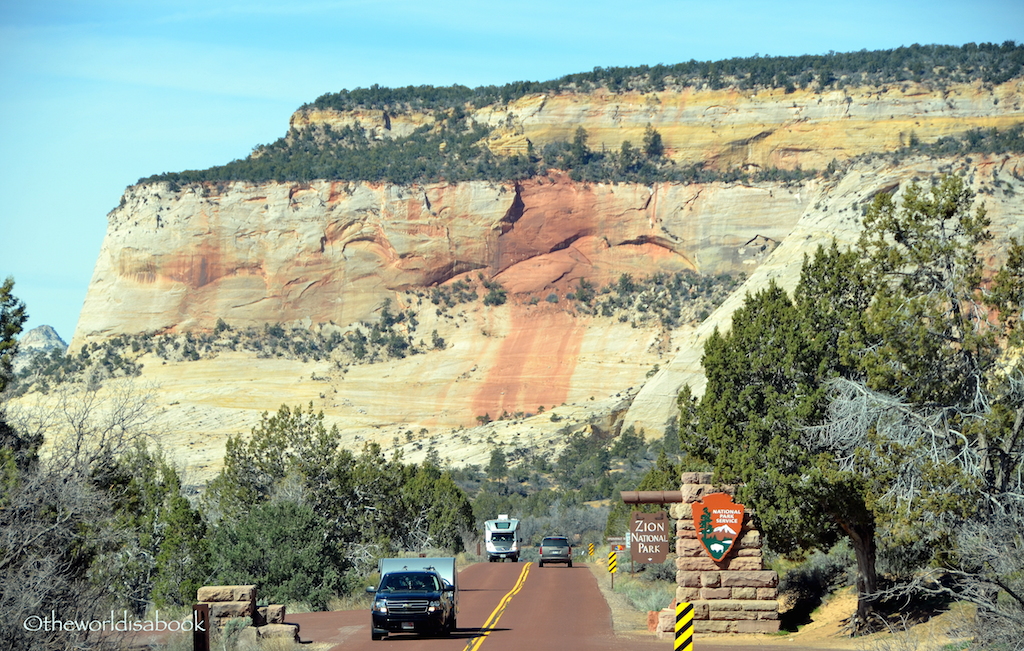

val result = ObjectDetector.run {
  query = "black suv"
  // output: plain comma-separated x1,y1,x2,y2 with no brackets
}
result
367,570,455,640
538,536,573,567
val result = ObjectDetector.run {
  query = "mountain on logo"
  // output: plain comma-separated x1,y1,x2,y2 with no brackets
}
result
691,493,745,562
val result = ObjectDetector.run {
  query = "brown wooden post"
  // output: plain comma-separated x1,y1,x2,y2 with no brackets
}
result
192,604,210,651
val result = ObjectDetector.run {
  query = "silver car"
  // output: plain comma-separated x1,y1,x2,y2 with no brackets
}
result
538,536,573,567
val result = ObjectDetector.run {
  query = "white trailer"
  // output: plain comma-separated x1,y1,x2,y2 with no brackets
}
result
483,514,522,562
376,557,457,589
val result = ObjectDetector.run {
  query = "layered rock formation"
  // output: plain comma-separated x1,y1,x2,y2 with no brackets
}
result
74,176,808,340
66,78,1024,476
293,80,1024,170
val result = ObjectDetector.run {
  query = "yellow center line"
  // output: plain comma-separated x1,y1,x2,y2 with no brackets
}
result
463,562,532,651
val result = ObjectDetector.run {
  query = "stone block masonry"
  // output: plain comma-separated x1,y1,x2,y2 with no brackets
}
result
196,585,298,641
665,473,780,635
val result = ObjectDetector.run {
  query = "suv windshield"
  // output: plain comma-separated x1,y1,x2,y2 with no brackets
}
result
379,572,440,592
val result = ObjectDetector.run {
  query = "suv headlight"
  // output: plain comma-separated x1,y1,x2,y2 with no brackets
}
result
374,599,388,613
427,600,442,612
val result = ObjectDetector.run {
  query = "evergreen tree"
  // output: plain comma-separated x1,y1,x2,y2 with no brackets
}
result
642,124,664,159
0,277,27,393
687,176,1024,633
685,247,878,628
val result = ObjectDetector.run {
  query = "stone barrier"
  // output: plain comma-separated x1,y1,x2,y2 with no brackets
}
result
196,585,299,641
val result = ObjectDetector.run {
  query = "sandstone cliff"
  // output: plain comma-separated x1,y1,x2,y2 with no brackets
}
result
75,176,813,339
65,77,1024,479
293,80,1024,170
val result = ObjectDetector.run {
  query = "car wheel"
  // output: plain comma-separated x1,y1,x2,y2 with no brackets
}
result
568,560,573,568
371,630,384,641
538,560,544,567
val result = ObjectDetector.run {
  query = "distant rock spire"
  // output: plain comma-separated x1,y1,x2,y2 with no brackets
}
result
13,325,67,373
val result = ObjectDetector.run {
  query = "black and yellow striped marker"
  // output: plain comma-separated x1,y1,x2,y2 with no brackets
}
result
675,601,694,651
607,551,617,573
588,543,594,556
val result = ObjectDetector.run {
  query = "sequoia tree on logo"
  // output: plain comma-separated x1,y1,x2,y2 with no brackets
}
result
691,492,744,562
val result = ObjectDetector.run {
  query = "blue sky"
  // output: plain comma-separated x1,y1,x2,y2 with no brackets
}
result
2,0,1022,341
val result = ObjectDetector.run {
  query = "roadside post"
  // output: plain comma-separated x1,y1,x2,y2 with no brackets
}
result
675,601,694,651
608,550,618,589
588,543,594,557
192,604,210,651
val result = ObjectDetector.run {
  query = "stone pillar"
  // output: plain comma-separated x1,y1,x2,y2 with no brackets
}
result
667,472,780,634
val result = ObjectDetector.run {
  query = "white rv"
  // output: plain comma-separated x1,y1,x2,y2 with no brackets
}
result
483,514,522,562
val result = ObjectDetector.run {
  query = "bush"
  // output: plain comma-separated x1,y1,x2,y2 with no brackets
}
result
209,500,345,610
614,573,676,612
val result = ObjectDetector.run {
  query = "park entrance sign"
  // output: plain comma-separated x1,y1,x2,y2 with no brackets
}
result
691,492,744,562
630,511,670,563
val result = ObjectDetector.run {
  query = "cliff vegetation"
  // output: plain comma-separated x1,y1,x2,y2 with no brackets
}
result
138,43,1024,187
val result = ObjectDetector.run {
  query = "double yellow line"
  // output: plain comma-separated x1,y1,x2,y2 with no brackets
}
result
463,562,532,651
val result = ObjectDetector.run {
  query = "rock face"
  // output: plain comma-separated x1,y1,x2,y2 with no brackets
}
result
13,325,67,374
625,153,1024,432
73,176,808,342
66,79,1024,475
294,80,1024,170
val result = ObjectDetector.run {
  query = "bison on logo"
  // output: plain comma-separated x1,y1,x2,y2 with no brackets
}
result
691,492,744,562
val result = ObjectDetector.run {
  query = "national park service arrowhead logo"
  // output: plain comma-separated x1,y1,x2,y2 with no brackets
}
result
691,492,744,562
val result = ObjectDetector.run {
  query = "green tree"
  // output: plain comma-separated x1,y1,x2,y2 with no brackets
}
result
807,178,1024,640
569,126,592,166
685,243,878,627
486,448,508,480
618,141,640,173
854,175,994,407
402,465,474,551
210,500,344,609
206,404,475,577
92,444,209,614
642,124,664,159
1,276,28,393
689,176,1024,633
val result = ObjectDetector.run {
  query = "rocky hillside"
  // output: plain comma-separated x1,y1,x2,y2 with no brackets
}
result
11,326,66,374
57,54,1024,479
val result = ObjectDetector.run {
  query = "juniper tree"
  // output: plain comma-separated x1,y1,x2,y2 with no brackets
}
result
0,276,27,394
809,178,1024,642
683,244,878,629
688,176,1024,635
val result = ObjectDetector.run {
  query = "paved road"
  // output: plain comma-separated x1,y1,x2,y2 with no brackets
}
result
290,561,672,650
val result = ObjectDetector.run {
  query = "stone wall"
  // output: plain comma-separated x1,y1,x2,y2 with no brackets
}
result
667,472,780,634
196,585,298,641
